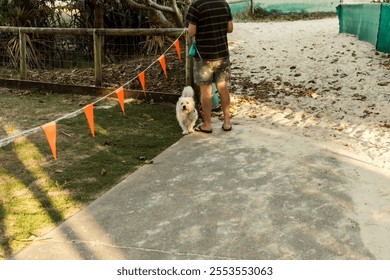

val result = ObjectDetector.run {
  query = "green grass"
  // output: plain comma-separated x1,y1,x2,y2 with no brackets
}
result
0,92,182,259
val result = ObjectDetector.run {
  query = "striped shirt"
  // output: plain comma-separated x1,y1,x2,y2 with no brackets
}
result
186,0,232,60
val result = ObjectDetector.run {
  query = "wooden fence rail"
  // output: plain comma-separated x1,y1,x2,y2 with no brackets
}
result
0,26,192,88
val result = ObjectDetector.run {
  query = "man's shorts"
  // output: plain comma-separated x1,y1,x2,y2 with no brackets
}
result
193,58,231,84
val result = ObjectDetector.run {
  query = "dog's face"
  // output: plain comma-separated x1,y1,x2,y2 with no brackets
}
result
177,96,195,113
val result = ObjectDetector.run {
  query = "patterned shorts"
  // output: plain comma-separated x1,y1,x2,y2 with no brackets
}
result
193,58,231,84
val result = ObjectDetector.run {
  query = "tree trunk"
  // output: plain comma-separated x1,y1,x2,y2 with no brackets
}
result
93,0,104,28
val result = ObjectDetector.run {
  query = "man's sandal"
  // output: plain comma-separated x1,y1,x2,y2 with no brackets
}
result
195,125,212,134
222,124,232,131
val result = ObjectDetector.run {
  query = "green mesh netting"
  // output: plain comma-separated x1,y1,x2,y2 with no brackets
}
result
338,3,390,53
229,0,337,15
377,3,390,53
337,4,381,46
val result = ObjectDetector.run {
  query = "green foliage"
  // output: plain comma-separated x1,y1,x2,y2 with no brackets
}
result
0,1,55,68
0,0,55,27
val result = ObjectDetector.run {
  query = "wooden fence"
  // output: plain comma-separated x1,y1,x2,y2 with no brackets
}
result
0,26,192,89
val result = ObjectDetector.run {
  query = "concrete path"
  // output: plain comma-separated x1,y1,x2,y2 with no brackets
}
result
14,118,390,260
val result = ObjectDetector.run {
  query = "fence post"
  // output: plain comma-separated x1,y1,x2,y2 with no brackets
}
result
19,29,26,80
185,30,193,86
93,29,103,87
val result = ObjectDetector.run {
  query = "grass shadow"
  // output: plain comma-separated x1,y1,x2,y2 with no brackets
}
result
0,101,182,259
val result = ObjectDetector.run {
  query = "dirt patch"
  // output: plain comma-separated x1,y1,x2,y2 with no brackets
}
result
4,52,187,96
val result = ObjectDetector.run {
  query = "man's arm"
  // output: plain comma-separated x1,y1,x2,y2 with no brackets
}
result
227,20,233,33
188,23,197,38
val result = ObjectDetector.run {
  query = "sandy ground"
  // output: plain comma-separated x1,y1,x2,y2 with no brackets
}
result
228,17,389,170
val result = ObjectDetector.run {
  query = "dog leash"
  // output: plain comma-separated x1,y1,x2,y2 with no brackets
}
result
190,38,203,61
195,43,202,60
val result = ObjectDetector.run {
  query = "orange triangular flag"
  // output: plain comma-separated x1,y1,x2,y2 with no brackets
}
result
158,55,168,78
138,71,146,96
42,122,57,160
174,39,181,60
83,103,95,137
115,87,125,115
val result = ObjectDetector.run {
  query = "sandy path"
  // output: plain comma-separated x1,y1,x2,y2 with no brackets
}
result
228,17,389,170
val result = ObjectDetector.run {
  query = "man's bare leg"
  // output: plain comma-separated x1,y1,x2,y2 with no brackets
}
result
199,84,213,131
216,81,231,129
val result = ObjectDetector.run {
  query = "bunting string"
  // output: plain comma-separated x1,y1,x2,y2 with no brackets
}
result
0,28,186,158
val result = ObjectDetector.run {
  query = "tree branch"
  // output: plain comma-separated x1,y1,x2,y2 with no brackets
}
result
125,0,184,27
125,0,153,11
146,0,175,13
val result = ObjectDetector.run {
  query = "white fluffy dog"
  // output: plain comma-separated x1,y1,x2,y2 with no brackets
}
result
176,86,198,135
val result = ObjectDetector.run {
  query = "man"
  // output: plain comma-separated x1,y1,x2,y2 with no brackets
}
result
186,0,233,133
